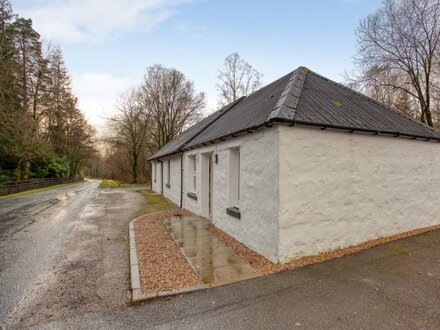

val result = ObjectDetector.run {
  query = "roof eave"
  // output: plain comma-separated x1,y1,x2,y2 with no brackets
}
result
270,117,440,142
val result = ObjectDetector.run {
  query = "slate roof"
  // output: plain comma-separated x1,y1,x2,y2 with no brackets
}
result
150,66,440,160
149,98,243,159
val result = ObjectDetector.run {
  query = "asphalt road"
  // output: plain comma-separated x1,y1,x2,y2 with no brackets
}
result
0,180,145,328
1,182,439,329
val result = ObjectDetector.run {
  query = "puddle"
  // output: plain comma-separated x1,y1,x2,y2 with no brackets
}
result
164,217,261,286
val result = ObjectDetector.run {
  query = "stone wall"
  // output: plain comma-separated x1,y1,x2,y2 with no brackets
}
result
278,125,440,262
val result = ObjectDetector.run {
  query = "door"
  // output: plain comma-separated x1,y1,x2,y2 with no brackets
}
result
201,153,213,218
208,156,213,218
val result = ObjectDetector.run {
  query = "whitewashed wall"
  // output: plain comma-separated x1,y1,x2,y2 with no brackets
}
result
182,151,202,215
152,128,280,261
151,161,162,194
184,128,280,261
278,125,440,262
161,155,182,206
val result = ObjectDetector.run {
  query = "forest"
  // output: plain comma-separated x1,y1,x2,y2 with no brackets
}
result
1,0,439,185
0,0,96,182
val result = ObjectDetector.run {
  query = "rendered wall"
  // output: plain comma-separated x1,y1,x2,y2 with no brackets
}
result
161,155,182,206
182,151,201,215
278,125,440,262
151,161,162,194
184,128,280,262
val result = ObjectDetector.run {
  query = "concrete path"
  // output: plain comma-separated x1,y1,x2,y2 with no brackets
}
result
163,217,261,286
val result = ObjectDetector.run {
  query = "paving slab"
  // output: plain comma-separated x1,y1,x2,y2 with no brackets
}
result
165,217,261,286
174,235,217,248
189,253,251,272
199,263,260,286
182,241,235,258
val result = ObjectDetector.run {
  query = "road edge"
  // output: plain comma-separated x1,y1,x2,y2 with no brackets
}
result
129,215,206,303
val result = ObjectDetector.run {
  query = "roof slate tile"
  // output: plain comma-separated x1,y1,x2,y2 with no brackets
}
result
150,66,440,160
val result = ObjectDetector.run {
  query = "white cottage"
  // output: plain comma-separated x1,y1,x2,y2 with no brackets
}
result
150,67,440,263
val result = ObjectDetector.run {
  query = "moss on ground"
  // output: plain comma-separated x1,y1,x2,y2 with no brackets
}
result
136,191,174,216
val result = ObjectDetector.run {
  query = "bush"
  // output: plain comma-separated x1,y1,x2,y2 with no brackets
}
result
30,152,70,179
46,154,70,178
0,168,14,182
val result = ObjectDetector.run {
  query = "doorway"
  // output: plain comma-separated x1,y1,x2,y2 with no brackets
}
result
201,153,213,218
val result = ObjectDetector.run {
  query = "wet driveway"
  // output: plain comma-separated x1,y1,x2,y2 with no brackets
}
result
163,217,261,286
0,180,145,328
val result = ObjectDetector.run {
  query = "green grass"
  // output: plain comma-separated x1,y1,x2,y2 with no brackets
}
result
99,179,122,188
99,179,150,189
136,190,174,216
0,181,82,199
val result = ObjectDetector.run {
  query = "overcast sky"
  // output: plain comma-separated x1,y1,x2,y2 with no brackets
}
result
12,0,382,130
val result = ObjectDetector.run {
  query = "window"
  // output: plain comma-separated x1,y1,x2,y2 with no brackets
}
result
192,155,197,190
187,155,197,192
228,148,240,207
164,160,170,188
153,162,157,183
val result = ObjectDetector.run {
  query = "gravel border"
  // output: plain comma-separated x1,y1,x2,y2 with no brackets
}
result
210,224,440,275
129,214,206,303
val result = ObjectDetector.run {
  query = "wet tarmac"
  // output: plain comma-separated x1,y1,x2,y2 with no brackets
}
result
0,180,145,328
163,217,261,286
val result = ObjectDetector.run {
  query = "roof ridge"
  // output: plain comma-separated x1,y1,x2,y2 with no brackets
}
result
306,69,440,136
266,66,308,122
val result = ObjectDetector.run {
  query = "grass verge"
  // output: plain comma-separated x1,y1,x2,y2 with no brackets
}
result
100,179,150,189
99,179,121,188
135,191,174,216
0,181,82,199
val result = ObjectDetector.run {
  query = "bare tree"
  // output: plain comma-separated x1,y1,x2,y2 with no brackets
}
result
345,67,417,117
352,0,440,127
216,52,262,106
141,64,206,152
106,88,149,183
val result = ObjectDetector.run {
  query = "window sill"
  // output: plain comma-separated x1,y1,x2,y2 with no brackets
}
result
187,192,197,201
226,207,241,219
165,183,171,189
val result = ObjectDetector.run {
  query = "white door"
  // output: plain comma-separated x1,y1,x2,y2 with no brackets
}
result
201,153,213,218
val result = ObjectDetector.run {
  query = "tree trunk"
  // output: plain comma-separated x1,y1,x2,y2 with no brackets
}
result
132,155,138,184
425,106,434,127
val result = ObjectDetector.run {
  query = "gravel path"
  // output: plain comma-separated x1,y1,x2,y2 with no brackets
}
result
135,209,202,293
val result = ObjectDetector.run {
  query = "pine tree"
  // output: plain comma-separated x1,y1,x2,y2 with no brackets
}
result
0,0,97,181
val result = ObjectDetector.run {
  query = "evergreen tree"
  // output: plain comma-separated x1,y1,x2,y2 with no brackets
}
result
0,0,97,181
